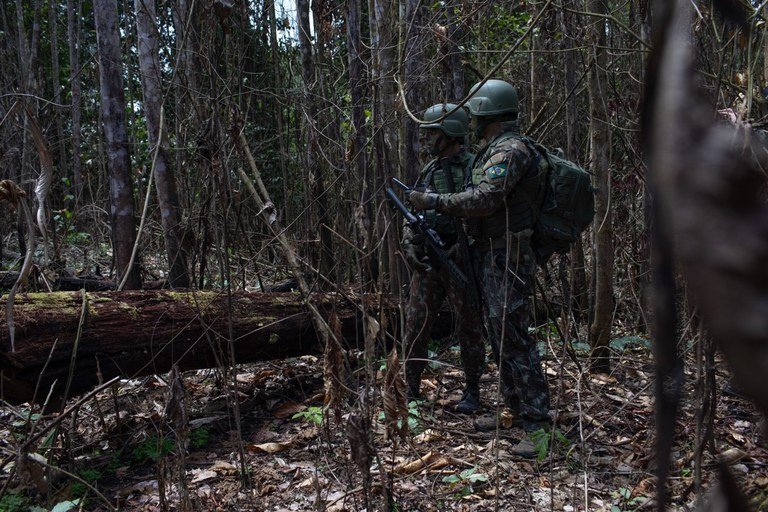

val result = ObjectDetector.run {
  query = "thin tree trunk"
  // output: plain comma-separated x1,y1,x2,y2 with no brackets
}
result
346,0,374,288
587,0,614,373
445,5,465,100
135,0,190,288
269,0,290,220
371,0,402,294
562,0,588,319
94,0,142,289
296,0,333,280
403,0,425,185
67,0,83,197
48,0,67,183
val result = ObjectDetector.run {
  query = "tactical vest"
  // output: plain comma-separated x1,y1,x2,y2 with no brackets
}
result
468,132,547,250
419,152,474,240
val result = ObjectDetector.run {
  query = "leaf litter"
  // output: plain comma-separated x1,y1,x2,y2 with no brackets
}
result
0,343,767,511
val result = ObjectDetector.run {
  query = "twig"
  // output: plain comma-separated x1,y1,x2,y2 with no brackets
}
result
396,0,554,125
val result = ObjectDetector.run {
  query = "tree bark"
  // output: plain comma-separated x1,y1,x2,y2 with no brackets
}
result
0,291,450,406
346,0,375,289
561,0,588,319
371,0,402,294
135,0,190,288
94,0,142,289
403,0,426,185
66,0,84,197
587,0,614,373
296,0,334,279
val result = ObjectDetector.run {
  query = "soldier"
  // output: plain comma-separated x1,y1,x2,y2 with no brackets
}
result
402,103,485,414
407,80,551,457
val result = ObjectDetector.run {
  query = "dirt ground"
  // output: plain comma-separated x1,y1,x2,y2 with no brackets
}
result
1,337,767,511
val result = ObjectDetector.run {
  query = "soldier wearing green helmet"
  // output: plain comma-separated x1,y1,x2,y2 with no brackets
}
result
407,80,551,458
401,103,485,414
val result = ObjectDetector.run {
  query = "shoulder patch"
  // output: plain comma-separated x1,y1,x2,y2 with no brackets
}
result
486,164,507,179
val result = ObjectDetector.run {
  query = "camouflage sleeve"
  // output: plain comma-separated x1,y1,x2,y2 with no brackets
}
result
436,141,534,217
402,223,416,245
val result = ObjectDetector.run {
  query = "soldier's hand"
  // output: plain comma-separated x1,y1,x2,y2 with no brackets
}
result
403,242,431,272
407,190,440,211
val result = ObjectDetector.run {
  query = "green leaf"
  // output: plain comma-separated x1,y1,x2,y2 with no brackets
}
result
51,499,81,512
609,336,651,351
442,474,460,484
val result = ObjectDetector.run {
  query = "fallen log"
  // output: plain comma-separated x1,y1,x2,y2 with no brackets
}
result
0,290,449,405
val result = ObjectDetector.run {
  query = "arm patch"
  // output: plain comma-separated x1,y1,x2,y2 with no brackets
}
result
483,152,509,179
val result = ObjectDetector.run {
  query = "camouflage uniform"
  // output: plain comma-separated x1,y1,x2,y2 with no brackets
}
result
402,150,485,397
420,122,550,426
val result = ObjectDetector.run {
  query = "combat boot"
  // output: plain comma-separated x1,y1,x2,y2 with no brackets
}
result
453,383,480,414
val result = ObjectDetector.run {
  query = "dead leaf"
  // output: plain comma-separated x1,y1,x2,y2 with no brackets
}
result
414,429,444,443
394,451,451,475
190,468,217,483
210,461,238,473
247,441,294,454
720,447,747,465
271,401,306,419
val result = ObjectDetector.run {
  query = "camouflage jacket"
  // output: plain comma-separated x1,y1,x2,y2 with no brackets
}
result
403,150,475,246
434,124,544,251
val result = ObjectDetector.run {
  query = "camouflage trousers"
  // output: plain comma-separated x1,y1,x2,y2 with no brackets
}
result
403,260,485,392
479,246,550,422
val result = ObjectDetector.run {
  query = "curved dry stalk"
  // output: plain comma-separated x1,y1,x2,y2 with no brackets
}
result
23,105,52,266
0,180,36,352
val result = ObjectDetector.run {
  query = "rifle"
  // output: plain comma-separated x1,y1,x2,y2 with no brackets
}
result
386,180,468,288
438,157,483,310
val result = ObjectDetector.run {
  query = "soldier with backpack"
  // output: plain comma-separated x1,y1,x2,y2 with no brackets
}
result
407,79,553,458
401,103,485,414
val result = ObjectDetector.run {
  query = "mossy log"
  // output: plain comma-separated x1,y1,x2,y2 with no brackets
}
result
0,290,450,405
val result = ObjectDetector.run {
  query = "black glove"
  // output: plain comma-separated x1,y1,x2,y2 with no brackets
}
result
407,190,440,211
403,240,431,272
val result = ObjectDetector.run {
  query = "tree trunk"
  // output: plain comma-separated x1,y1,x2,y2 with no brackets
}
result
94,0,142,289
0,291,453,406
48,0,67,204
561,0,589,319
403,0,425,185
297,0,334,280
346,0,375,289
587,0,614,373
269,0,291,221
66,0,84,198
445,5,466,100
371,0,402,294
135,0,190,288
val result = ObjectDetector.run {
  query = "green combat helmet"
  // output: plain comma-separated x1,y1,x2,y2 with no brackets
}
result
420,103,469,137
466,79,519,117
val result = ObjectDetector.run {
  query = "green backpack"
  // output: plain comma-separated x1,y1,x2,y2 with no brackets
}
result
521,137,595,264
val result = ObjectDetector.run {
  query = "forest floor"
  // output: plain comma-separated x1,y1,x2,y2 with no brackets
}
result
1,333,767,512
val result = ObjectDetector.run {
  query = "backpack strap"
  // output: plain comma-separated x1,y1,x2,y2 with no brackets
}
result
420,160,438,189
513,137,547,225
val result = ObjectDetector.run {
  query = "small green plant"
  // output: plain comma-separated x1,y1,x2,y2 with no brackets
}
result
0,492,31,511
377,400,432,434
70,468,102,498
530,428,571,462
442,467,489,497
610,486,647,512
190,427,210,448
132,433,174,463
292,406,324,425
